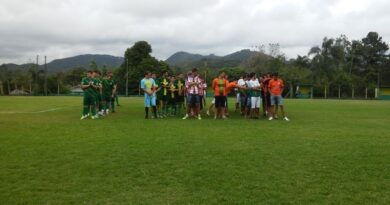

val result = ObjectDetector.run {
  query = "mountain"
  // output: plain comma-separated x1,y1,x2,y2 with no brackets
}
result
222,49,256,62
2,63,35,71
47,54,124,73
165,52,220,65
1,54,124,73
165,49,259,68
3,50,259,73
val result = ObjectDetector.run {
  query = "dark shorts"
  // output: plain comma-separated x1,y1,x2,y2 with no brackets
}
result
215,96,226,108
240,94,246,107
176,95,185,103
187,94,200,106
168,97,176,105
94,93,101,103
246,96,252,108
162,95,169,102
102,94,112,102
240,95,247,108
271,95,283,106
83,95,96,106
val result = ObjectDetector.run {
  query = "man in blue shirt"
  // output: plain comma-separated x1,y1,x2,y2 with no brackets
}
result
140,71,157,119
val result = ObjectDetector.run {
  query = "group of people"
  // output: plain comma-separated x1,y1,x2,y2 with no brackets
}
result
235,72,289,121
140,69,207,119
141,68,289,121
80,70,119,120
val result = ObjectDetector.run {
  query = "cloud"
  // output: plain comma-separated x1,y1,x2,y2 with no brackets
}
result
0,0,389,64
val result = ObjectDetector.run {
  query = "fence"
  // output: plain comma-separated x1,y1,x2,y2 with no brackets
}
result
2,86,390,100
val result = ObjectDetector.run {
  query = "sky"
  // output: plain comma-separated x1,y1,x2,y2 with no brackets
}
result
1,0,390,64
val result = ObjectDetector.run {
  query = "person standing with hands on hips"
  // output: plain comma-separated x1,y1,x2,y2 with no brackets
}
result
268,72,289,121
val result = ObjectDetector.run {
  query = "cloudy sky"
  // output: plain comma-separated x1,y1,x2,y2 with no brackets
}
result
1,0,390,64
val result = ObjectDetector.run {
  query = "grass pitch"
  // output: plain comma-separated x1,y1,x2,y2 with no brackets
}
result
0,96,389,204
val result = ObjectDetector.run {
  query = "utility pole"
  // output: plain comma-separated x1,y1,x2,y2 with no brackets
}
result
36,55,39,95
377,68,381,90
126,58,129,97
44,56,47,96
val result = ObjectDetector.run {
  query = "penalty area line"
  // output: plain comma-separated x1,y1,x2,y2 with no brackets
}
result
0,106,74,114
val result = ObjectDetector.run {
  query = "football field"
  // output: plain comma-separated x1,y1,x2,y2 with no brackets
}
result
0,96,389,204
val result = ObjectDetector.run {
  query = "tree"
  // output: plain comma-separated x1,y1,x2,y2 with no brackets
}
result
65,67,86,87
361,32,389,87
220,67,244,80
117,41,172,95
0,65,8,94
89,60,98,70
280,65,312,97
56,72,66,95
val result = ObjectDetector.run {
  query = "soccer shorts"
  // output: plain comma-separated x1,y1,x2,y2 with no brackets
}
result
102,94,112,103
175,95,185,103
239,95,246,107
186,94,200,106
251,96,261,109
270,95,283,106
214,96,226,108
83,95,95,106
246,96,251,108
144,94,156,107
162,95,169,102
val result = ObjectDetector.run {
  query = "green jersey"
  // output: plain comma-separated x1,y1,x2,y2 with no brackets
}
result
94,78,102,95
160,77,169,96
155,78,163,98
169,82,176,99
175,79,184,97
102,79,115,97
250,89,261,97
81,77,96,97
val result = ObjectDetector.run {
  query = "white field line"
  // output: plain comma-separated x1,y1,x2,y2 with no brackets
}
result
0,106,76,114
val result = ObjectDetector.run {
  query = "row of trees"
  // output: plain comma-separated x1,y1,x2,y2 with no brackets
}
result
232,32,389,98
0,32,388,98
0,64,90,95
0,41,172,95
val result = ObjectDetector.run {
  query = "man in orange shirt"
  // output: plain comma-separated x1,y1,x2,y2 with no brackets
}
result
212,71,228,119
268,73,289,121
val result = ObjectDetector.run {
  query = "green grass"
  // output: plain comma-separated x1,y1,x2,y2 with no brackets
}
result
0,96,389,204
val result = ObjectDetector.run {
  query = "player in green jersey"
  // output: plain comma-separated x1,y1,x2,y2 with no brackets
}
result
160,71,169,117
93,70,104,116
167,76,177,116
175,73,185,116
81,71,99,119
102,72,116,114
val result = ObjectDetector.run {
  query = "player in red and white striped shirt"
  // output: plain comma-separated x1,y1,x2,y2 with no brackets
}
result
183,68,202,120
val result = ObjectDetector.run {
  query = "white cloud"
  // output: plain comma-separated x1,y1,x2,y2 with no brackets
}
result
0,0,389,64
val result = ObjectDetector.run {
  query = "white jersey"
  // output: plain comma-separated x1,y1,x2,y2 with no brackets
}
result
238,79,246,87
248,79,260,89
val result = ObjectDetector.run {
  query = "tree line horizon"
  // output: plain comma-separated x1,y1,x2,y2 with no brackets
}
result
0,31,389,98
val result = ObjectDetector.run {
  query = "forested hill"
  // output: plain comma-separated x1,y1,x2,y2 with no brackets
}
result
2,54,124,73
165,49,260,68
